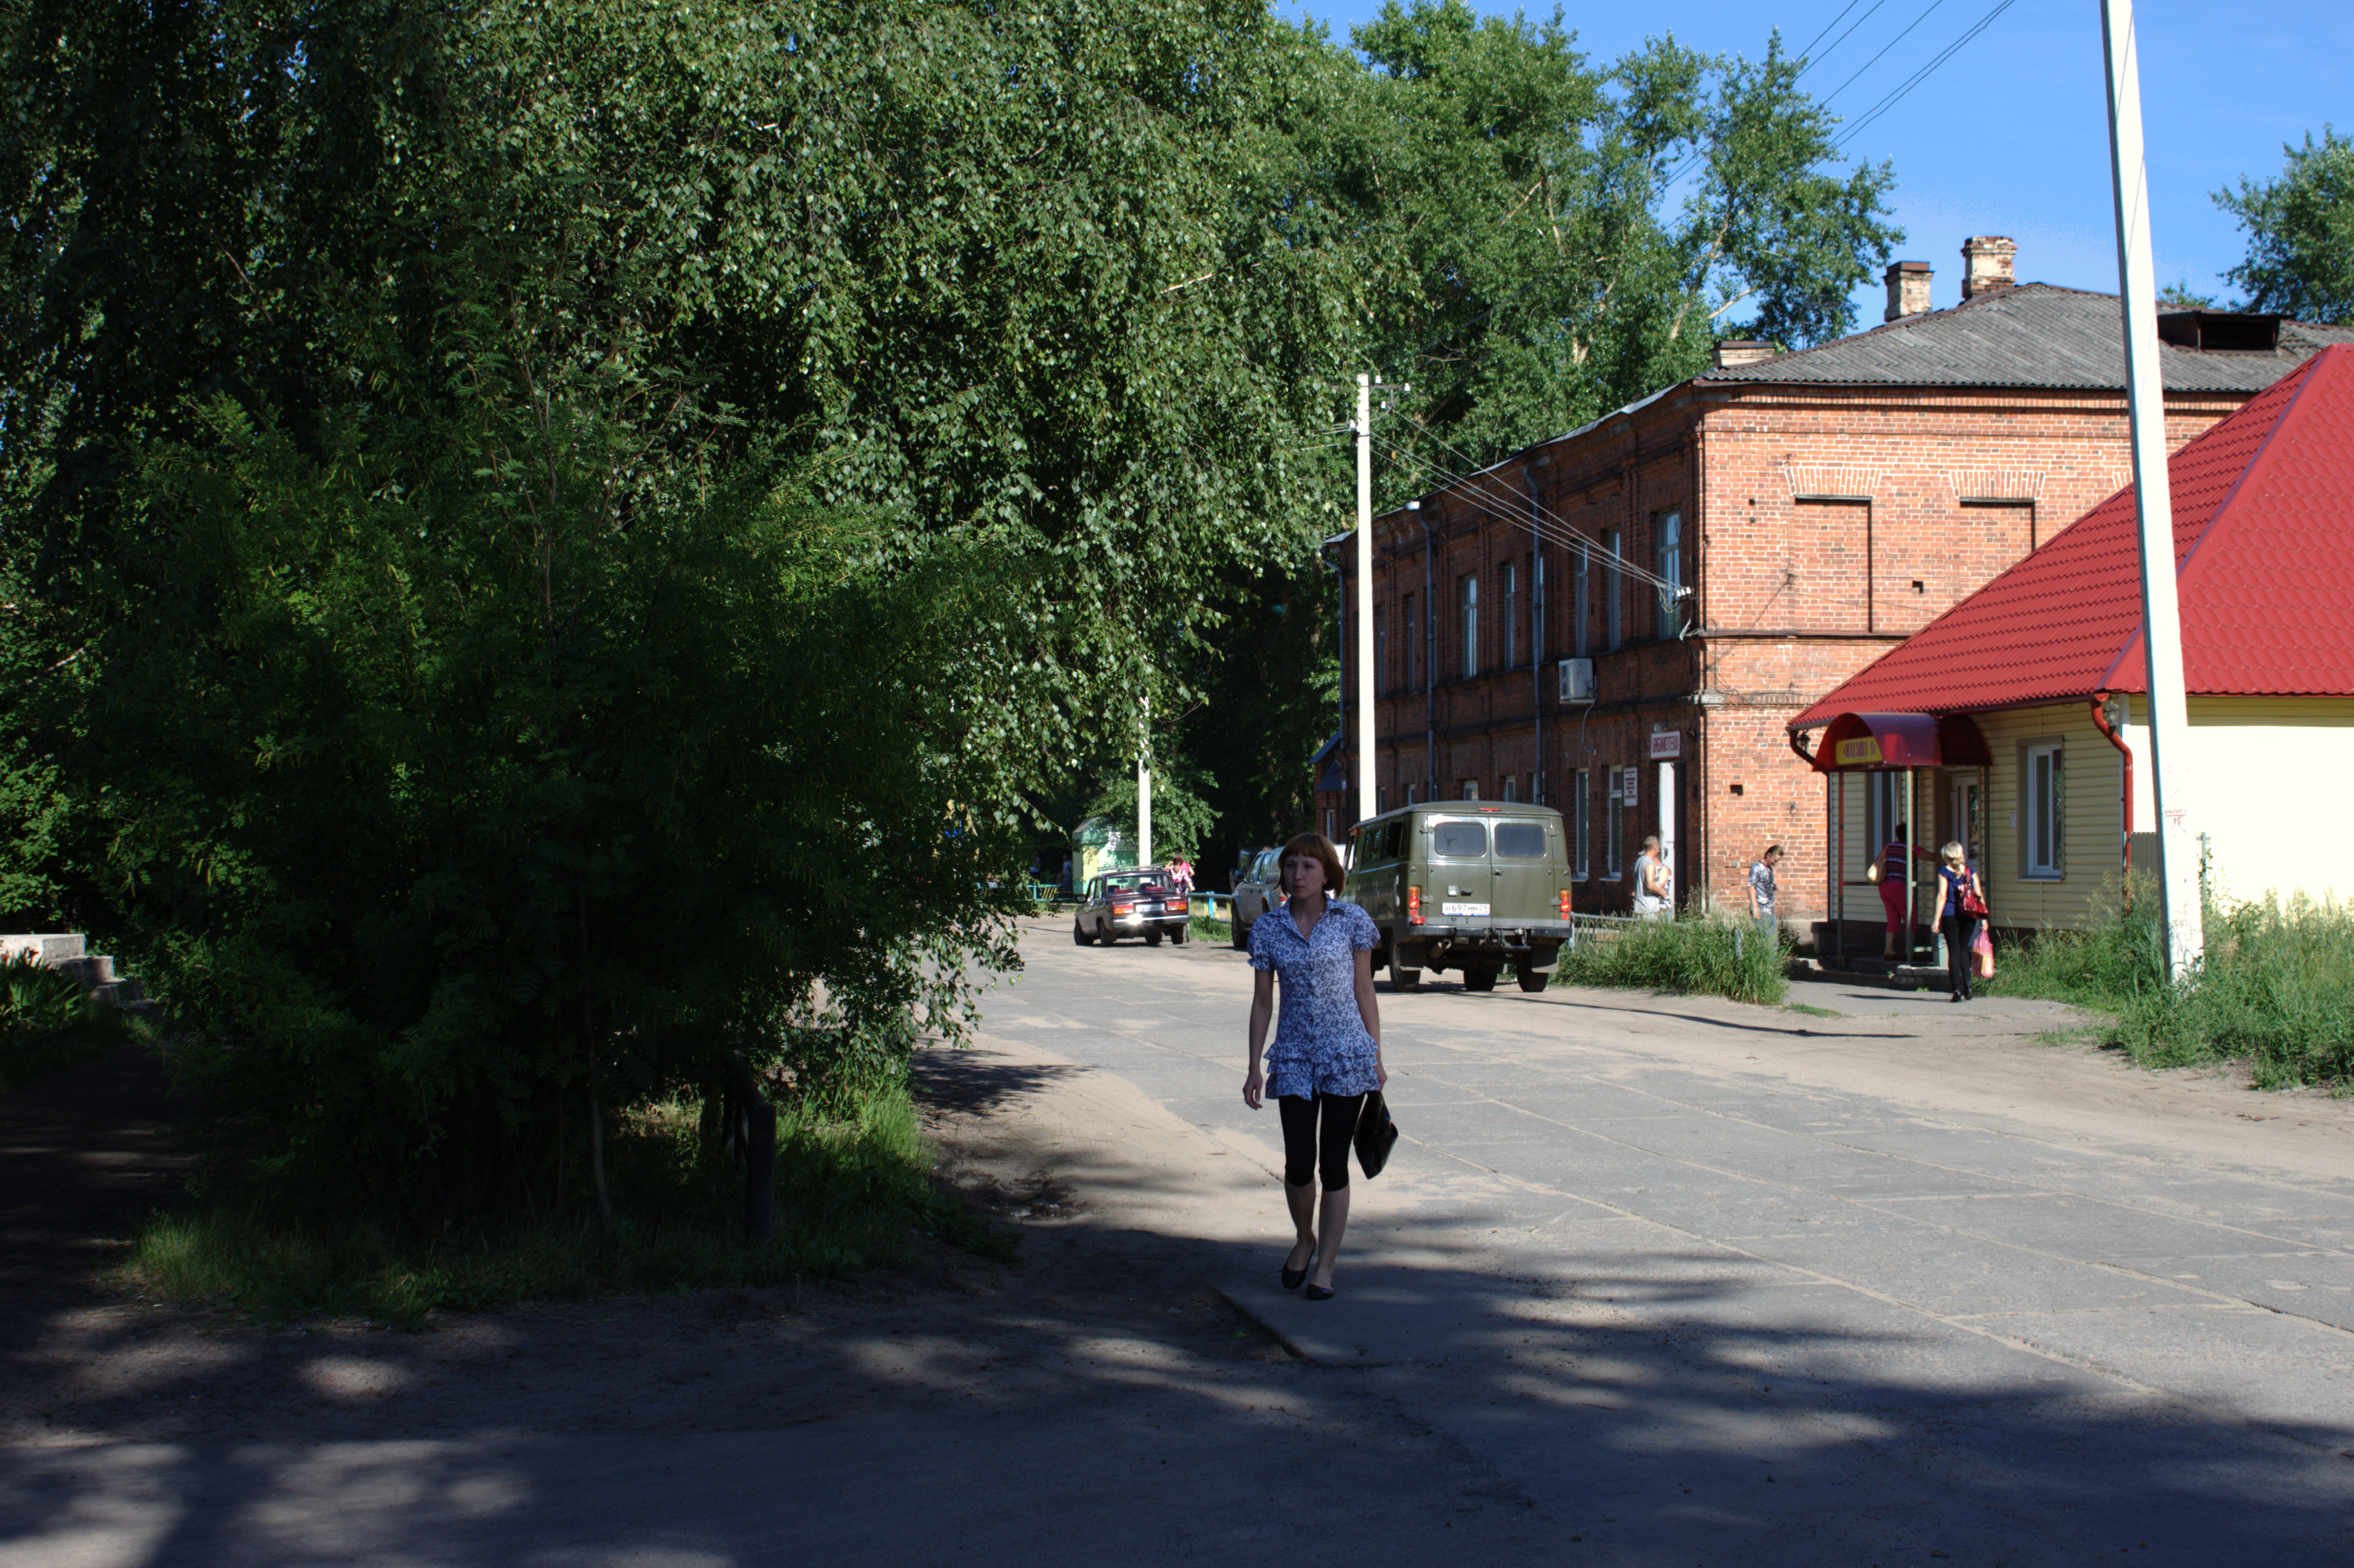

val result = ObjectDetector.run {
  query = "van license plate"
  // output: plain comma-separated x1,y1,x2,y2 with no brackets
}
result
1441,902,1490,916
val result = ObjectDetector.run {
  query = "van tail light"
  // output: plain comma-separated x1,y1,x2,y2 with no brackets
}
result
1558,890,1573,917
1408,886,1423,925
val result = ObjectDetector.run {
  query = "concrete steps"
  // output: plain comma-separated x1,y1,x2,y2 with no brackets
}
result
1787,955,1951,992
2,933,150,1009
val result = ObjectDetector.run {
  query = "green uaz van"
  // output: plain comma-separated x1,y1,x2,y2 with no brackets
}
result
1347,802,1575,992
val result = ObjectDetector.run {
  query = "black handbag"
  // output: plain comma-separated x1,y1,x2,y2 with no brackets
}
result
1354,1090,1399,1179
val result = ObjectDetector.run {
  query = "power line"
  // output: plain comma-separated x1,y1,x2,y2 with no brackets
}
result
1833,0,2019,150
1792,0,1871,71
1818,0,1952,107
1370,432,1689,600
1793,0,1898,83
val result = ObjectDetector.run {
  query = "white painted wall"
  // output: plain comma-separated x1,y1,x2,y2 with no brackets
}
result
2119,696,2354,907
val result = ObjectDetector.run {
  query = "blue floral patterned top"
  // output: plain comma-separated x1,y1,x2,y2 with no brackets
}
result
1249,898,1382,1099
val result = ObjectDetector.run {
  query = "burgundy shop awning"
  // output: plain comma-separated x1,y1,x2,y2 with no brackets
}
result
1799,712,1992,772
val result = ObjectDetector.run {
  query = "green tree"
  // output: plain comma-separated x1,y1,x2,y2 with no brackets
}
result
1300,1,1899,480
0,0,1360,1219
2216,128,2354,325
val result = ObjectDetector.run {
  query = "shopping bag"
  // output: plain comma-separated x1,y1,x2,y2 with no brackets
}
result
1972,926,1995,978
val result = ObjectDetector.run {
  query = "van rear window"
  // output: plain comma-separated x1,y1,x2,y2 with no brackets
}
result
1432,821,1486,858
1495,823,1547,859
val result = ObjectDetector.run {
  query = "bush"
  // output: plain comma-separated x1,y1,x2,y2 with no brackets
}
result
1994,880,2354,1090
0,953,146,1091
1556,911,1789,1007
117,1078,1016,1325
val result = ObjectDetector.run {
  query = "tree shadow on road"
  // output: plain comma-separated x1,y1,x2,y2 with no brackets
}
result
6,1046,2352,1566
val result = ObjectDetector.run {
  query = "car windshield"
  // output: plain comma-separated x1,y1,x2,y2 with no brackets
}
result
1495,823,1547,859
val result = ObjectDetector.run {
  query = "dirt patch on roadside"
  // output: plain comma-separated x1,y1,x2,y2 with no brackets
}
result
0,1045,1289,1450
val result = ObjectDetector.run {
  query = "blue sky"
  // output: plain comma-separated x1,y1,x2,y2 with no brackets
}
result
1278,0,2352,326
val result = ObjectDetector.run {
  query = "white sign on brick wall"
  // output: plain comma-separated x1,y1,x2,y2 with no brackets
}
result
1648,731,1682,760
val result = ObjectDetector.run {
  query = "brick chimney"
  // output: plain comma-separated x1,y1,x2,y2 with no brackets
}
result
1960,236,2017,300
1883,261,1933,322
1711,340,1774,370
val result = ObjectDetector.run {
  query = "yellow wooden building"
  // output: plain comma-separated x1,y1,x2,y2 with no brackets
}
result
1791,343,2354,943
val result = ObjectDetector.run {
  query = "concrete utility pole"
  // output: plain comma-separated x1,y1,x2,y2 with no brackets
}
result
1137,694,1152,869
2100,0,2204,979
1354,374,1377,828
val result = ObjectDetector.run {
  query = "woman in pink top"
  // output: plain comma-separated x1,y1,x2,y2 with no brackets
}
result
1875,823,1936,959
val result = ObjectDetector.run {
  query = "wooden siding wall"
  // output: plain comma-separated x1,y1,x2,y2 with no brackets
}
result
1825,702,2124,933
1974,703,2124,930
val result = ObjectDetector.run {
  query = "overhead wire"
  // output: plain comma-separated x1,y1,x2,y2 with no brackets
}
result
1368,431,1688,600
1790,0,1873,76
1832,0,2020,149
1369,0,2018,406
1817,0,1952,108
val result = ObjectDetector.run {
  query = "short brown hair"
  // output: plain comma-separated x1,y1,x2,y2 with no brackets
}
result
1277,832,1347,896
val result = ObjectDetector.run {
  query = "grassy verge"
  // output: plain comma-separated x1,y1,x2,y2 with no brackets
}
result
1190,914,1233,945
1,953,150,1092
115,1080,1017,1326
1992,880,2354,1090
1557,915,1789,1007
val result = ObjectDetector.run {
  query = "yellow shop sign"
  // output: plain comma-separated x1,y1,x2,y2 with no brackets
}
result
1835,736,1884,766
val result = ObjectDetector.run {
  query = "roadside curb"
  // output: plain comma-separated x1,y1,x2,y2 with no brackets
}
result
1211,1280,1423,1368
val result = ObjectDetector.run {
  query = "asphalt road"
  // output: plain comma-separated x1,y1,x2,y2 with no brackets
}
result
9,917,2354,1566
990,915,2354,1564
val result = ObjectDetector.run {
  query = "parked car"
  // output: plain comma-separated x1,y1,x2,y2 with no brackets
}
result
1073,869,1190,947
1229,846,1286,948
1346,802,1574,992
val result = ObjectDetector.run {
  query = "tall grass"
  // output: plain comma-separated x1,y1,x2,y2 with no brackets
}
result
1,952,148,1091
117,1080,1016,1324
1993,877,2354,1090
1556,912,1789,1006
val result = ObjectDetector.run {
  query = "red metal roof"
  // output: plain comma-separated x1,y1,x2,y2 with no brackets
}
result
1791,344,2354,729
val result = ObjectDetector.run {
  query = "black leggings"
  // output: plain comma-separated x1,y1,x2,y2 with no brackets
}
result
1279,1092,1366,1190
1942,913,1979,998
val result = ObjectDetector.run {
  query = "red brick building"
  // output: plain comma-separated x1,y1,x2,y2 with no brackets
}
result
1321,239,2354,919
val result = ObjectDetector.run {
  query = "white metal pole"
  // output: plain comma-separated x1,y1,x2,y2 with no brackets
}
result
1657,758,1675,909
2099,0,2203,979
1354,374,1377,828
1137,695,1152,869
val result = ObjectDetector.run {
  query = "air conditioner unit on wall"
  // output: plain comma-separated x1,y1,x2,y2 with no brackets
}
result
1558,658,1595,703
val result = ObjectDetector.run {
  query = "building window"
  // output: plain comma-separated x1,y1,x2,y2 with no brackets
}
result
1460,778,1479,801
1503,562,1518,668
1605,764,1624,876
1867,772,1903,853
1533,553,1544,667
1574,541,1589,657
1460,574,1478,678
1325,809,1334,839
1402,593,1416,689
1501,774,1517,803
1405,783,1416,806
1573,769,1589,879
2025,743,2065,877
1374,602,1387,697
1376,786,1388,814
1655,510,1683,638
1603,527,1622,649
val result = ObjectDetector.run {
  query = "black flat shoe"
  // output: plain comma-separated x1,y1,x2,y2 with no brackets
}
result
1282,1245,1315,1290
1304,1283,1335,1301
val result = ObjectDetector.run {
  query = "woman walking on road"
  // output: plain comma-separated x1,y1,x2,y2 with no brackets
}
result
1242,832,1386,1301
1872,822,1936,959
1935,842,1986,1003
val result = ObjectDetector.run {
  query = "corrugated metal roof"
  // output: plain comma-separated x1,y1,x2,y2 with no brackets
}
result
1705,283,2354,392
1790,344,2354,727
